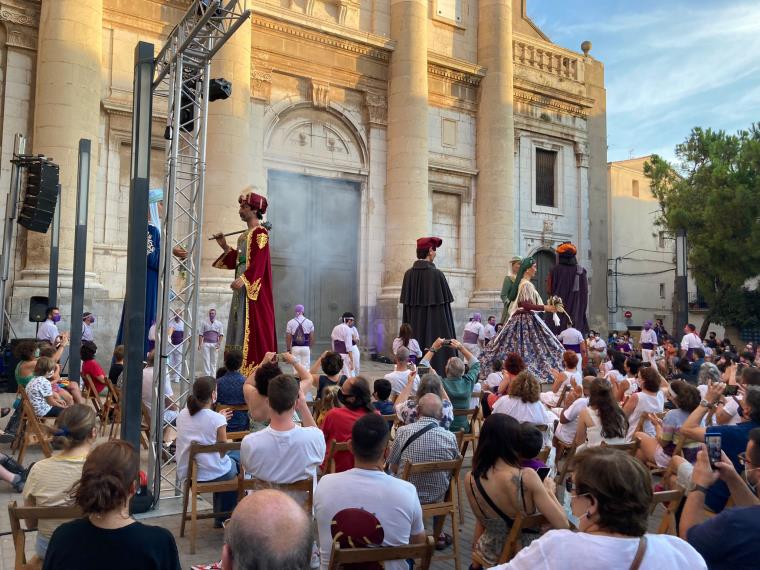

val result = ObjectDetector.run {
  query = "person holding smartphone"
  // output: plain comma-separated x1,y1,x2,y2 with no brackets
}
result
680,430,760,569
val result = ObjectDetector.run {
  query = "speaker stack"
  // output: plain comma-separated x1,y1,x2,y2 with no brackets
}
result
18,158,60,234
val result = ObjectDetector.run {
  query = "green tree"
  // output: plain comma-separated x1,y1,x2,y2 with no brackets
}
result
644,125,760,336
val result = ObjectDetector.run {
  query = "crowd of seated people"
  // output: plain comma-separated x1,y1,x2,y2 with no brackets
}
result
2,324,759,570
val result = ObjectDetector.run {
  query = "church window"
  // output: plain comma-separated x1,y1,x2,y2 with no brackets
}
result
535,149,557,207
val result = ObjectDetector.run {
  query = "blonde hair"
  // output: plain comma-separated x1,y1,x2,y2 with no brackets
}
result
316,385,342,427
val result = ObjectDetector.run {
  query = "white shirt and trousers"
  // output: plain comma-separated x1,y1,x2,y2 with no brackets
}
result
350,325,361,375
330,323,355,378
639,328,659,366
199,319,224,377
286,316,315,368
462,321,485,358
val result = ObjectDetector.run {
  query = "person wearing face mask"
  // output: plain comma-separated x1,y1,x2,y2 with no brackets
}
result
81,312,95,343
167,311,184,383
639,320,659,366
37,307,68,347
680,429,760,569
491,447,705,569
198,307,224,377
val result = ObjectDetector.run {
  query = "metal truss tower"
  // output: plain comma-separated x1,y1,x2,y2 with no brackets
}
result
148,0,250,502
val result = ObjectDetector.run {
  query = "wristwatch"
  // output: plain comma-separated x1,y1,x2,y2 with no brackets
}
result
693,484,710,495
699,399,715,409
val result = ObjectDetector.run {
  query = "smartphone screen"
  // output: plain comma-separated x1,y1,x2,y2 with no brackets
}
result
724,385,739,396
705,433,722,469
537,467,550,481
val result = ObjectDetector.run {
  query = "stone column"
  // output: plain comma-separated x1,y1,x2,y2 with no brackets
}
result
381,0,430,296
471,0,515,307
26,0,102,274
201,20,253,289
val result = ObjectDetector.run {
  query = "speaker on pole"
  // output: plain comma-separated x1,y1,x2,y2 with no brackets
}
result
18,159,60,234
29,296,49,322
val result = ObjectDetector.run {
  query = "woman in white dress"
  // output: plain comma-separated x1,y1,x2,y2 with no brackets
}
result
391,323,423,363
623,367,666,440
540,351,582,408
575,378,628,451
479,257,564,384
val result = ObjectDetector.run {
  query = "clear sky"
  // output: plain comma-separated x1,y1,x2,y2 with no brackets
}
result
527,0,760,163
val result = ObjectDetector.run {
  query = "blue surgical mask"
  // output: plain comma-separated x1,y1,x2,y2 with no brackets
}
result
52,315,61,323
33,349,40,358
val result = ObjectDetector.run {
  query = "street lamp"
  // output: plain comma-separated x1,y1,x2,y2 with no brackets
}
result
674,229,688,339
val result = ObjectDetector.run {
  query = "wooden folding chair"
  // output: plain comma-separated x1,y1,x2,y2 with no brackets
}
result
101,376,121,437
237,474,314,513
472,511,549,567
179,441,242,554
401,456,464,570
139,401,152,449
322,439,351,475
650,487,685,535
8,501,82,570
13,388,53,464
556,443,577,491
454,406,480,456
215,403,249,441
82,374,104,416
555,385,572,408
328,535,435,570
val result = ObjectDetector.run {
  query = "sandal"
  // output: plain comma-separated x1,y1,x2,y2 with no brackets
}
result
435,532,453,550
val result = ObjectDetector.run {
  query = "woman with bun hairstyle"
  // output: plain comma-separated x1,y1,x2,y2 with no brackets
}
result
42,441,181,570
23,404,98,562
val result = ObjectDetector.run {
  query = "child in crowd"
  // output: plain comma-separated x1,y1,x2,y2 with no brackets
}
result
517,422,548,471
26,357,68,417
372,378,394,415
316,385,341,428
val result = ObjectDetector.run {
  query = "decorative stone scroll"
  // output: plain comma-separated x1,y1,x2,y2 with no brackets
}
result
363,91,387,127
310,79,330,109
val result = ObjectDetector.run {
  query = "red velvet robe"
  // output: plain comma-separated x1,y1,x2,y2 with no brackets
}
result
213,226,277,375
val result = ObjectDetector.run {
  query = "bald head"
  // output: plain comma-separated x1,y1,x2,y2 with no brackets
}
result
222,489,312,570
417,393,443,420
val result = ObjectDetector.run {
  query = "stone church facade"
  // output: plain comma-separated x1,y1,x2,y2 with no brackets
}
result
0,0,608,357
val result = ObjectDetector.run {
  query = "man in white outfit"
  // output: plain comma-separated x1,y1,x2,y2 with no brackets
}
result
330,312,355,378
639,320,659,366
168,311,184,383
484,315,497,344
681,323,702,359
350,320,361,375
198,307,224,376
285,304,314,369
462,313,485,358
81,312,95,343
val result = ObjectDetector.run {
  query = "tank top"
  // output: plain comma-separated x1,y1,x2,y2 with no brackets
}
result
627,390,665,440
15,362,35,387
582,407,627,449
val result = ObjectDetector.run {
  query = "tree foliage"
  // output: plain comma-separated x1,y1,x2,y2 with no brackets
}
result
644,125,760,331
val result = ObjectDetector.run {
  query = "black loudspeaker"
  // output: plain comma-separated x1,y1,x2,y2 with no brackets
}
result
18,160,60,233
29,296,49,322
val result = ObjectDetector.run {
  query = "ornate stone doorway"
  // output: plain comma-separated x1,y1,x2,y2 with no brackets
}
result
267,171,361,350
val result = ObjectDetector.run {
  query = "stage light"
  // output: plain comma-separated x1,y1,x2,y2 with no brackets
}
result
209,78,232,101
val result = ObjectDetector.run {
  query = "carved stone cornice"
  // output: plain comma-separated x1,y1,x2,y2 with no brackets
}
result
363,91,387,126
251,14,392,63
251,68,272,102
0,0,40,50
514,77,594,118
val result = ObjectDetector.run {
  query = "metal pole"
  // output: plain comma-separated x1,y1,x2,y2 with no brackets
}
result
121,42,154,450
674,228,688,341
68,139,91,386
48,192,61,307
0,135,25,343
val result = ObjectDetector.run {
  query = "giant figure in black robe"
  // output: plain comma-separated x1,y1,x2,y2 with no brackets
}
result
545,242,590,335
400,237,456,375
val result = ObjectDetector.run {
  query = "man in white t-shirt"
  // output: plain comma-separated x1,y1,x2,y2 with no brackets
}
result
285,304,315,369
198,307,225,376
462,313,486,358
314,414,425,570
558,325,585,372
639,320,659,366
385,346,419,400
681,323,702,359
241,374,325,487
554,377,592,445
484,315,497,344
330,312,355,377
588,330,606,356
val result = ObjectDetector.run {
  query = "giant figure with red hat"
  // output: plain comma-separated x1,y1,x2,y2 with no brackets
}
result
545,241,589,335
400,237,456,375
212,188,277,375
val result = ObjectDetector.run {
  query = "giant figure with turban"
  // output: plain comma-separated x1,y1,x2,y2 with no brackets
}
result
545,242,589,335
212,188,277,375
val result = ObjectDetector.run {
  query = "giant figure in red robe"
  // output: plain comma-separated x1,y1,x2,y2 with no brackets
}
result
212,189,277,375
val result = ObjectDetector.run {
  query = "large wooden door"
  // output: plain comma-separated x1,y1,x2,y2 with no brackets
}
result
267,171,360,351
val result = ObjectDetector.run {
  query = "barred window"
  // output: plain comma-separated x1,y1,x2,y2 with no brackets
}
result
536,149,557,207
